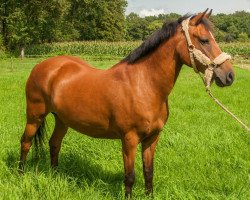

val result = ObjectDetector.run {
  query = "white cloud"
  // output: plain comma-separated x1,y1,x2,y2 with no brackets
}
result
139,8,166,17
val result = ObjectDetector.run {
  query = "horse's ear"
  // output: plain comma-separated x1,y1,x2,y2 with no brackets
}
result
205,9,213,18
190,8,209,26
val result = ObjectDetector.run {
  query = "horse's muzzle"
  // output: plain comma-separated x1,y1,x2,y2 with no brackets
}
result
225,71,234,86
214,69,235,87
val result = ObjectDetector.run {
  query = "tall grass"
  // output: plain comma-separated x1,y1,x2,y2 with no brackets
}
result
0,58,249,199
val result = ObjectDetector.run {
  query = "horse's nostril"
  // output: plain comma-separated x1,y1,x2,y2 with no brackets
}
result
226,71,234,85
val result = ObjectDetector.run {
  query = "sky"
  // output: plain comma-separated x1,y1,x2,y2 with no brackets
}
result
126,0,250,17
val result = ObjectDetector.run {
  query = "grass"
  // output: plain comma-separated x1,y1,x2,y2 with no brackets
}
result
0,57,249,200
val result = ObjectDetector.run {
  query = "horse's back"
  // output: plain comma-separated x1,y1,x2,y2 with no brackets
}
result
30,55,94,76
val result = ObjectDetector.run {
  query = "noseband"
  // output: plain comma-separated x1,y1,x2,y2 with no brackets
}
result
181,18,231,89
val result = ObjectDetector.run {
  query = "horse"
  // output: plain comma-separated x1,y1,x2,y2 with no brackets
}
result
19,9,234,197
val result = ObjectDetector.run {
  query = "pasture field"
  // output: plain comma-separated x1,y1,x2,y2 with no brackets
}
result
0,57,249,200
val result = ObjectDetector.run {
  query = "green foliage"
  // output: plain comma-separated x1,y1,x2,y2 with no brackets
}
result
125,13,148,40
214,28,226,42
0,0,127,49
210,11,250,42
126,11,250,42
238,32,249,42
0,34,4,49
0,1,249,50
147,20,162,33
125,12,182,40
0,34,7,58
64,0,127,41
220,42,250,56
0,0,72,49
24,41,140,57
21,41,250,58
0,50,7,59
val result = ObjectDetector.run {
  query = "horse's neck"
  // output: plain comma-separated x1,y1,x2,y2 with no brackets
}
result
131,38,182,99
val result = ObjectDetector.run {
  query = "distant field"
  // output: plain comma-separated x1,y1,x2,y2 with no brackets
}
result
0,57,249,199
13,41,250,58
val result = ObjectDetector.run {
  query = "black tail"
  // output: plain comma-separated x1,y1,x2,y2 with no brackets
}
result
33,118,48,159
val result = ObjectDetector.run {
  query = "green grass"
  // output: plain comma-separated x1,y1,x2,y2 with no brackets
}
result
0,57,249,200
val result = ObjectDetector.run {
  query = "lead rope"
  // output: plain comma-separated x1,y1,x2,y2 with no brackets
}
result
198,72,250,132
207,89,250,132
182,18,250,132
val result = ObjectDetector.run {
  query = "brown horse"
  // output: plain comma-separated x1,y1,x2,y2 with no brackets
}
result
19,10,234,197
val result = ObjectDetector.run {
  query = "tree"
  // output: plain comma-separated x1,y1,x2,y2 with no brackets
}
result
68,0,127,41
0,1,249,51
238,32,248,42
0,0,82,50
211,11,250,41
145,20,162,38
125,13,146,40
126,11,249,42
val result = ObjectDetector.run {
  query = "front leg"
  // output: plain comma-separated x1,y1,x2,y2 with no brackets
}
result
141,132,160,196
122,131,139,198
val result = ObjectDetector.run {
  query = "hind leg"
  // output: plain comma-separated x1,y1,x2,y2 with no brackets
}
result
49,115,68,168
19,98,47,172
19,120,42,172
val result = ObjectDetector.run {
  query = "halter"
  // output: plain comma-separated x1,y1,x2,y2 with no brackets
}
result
181,18,231,89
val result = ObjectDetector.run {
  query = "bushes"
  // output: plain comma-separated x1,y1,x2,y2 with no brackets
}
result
0,50,8,59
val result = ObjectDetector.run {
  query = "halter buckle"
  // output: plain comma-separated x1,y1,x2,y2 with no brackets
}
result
210,62,217,69
188,44,195,52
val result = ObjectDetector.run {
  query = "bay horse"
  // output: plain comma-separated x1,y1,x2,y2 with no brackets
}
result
19,9,234,197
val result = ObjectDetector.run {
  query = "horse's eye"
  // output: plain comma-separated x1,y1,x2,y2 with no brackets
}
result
199,38,209,45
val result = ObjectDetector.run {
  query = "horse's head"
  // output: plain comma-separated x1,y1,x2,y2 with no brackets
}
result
177,9,234,87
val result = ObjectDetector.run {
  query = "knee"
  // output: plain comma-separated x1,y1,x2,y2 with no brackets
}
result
21,138,32,151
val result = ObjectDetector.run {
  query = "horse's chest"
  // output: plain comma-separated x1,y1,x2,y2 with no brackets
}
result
137,114,167,136
118,102,169,136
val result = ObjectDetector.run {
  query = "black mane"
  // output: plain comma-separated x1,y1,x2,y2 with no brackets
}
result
123,14,212,64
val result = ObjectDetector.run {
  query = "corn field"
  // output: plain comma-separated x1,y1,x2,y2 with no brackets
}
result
17,41,250,58
219,42,250,58
24,41,140,57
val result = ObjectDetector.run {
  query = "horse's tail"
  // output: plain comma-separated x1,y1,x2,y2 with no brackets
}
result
33,118,48,159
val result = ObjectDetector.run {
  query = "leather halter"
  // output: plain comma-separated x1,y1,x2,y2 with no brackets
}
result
181,18,231,89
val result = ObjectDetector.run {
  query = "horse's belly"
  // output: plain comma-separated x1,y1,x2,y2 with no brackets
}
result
70,122,121,139
56,109,121,139
51,83,121,138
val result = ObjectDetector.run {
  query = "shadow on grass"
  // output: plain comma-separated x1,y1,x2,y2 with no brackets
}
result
4,147,50,173
4,148,123,199
4,149,19,170
58,151,124,198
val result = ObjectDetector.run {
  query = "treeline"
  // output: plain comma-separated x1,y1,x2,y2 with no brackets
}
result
0,0,127,50
0,0,249,52
126,11,250,42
